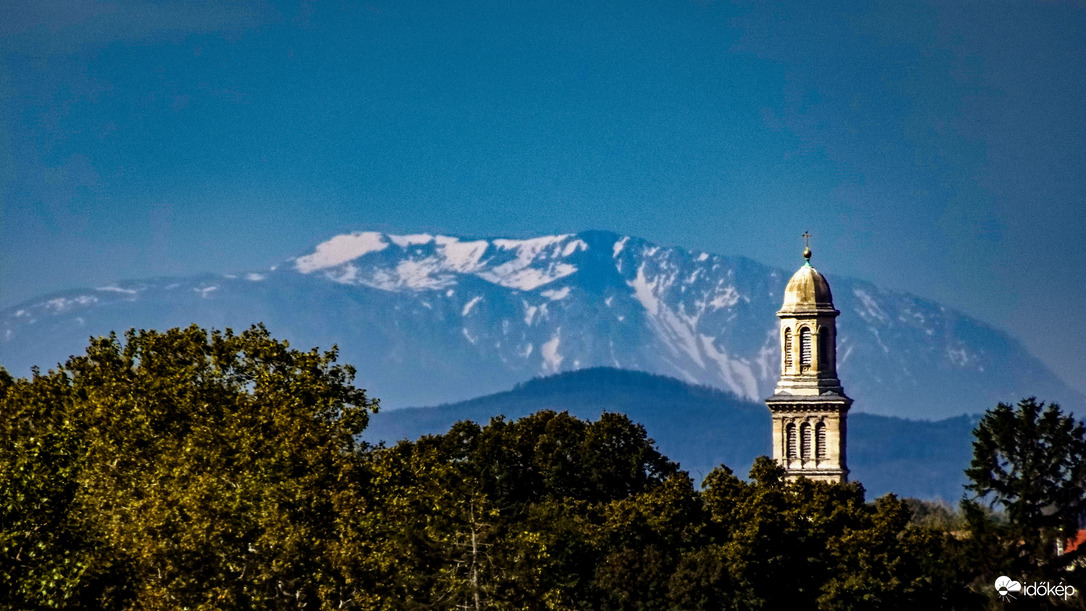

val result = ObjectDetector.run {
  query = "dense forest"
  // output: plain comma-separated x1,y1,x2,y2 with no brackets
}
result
1,325,1083,610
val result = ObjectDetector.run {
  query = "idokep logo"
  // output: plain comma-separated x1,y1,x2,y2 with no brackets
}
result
995,576,1021,599
995,576,1076,601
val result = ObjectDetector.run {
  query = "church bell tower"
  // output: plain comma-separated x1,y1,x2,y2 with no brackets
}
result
765,234,850,483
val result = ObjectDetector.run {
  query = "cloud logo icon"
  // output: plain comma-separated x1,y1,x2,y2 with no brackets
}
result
995,576,1022,599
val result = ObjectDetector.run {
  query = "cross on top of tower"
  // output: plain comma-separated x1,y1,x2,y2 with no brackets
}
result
802,231,812,263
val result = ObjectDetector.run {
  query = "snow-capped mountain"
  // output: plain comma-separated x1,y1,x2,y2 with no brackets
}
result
1,230,1079,419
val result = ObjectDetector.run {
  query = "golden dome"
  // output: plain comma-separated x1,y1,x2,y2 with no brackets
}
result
780,262,835,312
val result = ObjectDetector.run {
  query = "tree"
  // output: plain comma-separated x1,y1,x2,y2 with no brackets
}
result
363,410,684,609
0,324,380,609
698,458,978,610
0,363,126,609
965,397,1086,570
592,473,704,611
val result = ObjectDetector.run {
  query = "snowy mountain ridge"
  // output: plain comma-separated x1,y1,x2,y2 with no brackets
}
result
296,231,589,291
0,229,1079,419
288,230,771,399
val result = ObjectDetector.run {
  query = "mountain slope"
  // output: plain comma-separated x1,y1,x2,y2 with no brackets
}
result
0,229,1079,419
363,367,977,501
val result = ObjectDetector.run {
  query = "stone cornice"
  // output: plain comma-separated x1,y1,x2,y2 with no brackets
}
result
765,392,852,405
776,307,839,317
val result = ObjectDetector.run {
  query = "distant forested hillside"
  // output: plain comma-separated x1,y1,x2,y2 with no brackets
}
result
364,367,977,500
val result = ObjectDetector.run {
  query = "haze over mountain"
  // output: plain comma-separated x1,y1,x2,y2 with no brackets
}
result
363,367,977,501
0,230,1078,420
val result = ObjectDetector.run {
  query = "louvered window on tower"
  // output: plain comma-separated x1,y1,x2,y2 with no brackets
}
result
818,327,829,369
786,423,797,459
800,327,812,369
799,423,810,459
816,422,827,460
783,329,792,370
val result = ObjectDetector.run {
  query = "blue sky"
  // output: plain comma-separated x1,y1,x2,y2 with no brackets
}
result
2,0,1085,395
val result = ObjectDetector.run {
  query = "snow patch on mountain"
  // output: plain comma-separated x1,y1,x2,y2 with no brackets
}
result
462,296,482,316
541,287,570,301
700,334,759,400
493,235,567,256
296,231,388,273
562,239,588,257
946,343,978,368
479,261,577,291
327,264,360,285
542,332,562,372
869,328,889,353
613,236,629,258
394,259,456,290
97,285,139,295
709,286,742,309
437,237,489,272
297,232,585,292
629,264,660,316
47,295,98,313
389,233,435,248
523,302,538,326
481,235,580,290
853,289,888,324
756,329,778,381
657,303,706,369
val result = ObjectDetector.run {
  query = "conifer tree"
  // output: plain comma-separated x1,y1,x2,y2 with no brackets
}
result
965,397,1086,571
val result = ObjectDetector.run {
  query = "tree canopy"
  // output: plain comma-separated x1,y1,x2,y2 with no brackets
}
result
2,326,1079,609
964,397,1086,597
966,398,1086,537
0,325,378,609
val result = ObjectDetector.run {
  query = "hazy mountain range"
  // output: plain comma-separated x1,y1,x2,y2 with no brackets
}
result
363,367,977,501
1,230,1079,420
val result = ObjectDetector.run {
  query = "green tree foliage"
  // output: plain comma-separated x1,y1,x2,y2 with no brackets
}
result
962,398,1086,609
369,429,978,609
592,473,705,610
0,325,378,610
966,398,1086,537
365,410,684,609
965,398,1086,568
0,362,117,608
699,458,978,610
7,326,1056,609
903,498,962,530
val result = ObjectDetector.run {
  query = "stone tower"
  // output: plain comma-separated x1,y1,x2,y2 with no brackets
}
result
765,238,850,482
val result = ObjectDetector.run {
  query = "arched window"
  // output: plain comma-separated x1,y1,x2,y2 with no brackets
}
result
818,327,829,371
800,423,812,460
799,327,812,371
783,328,792,372
786,423,797,459
816,422,827,460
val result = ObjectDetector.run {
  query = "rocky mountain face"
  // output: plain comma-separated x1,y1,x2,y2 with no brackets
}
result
1,230,1078,419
